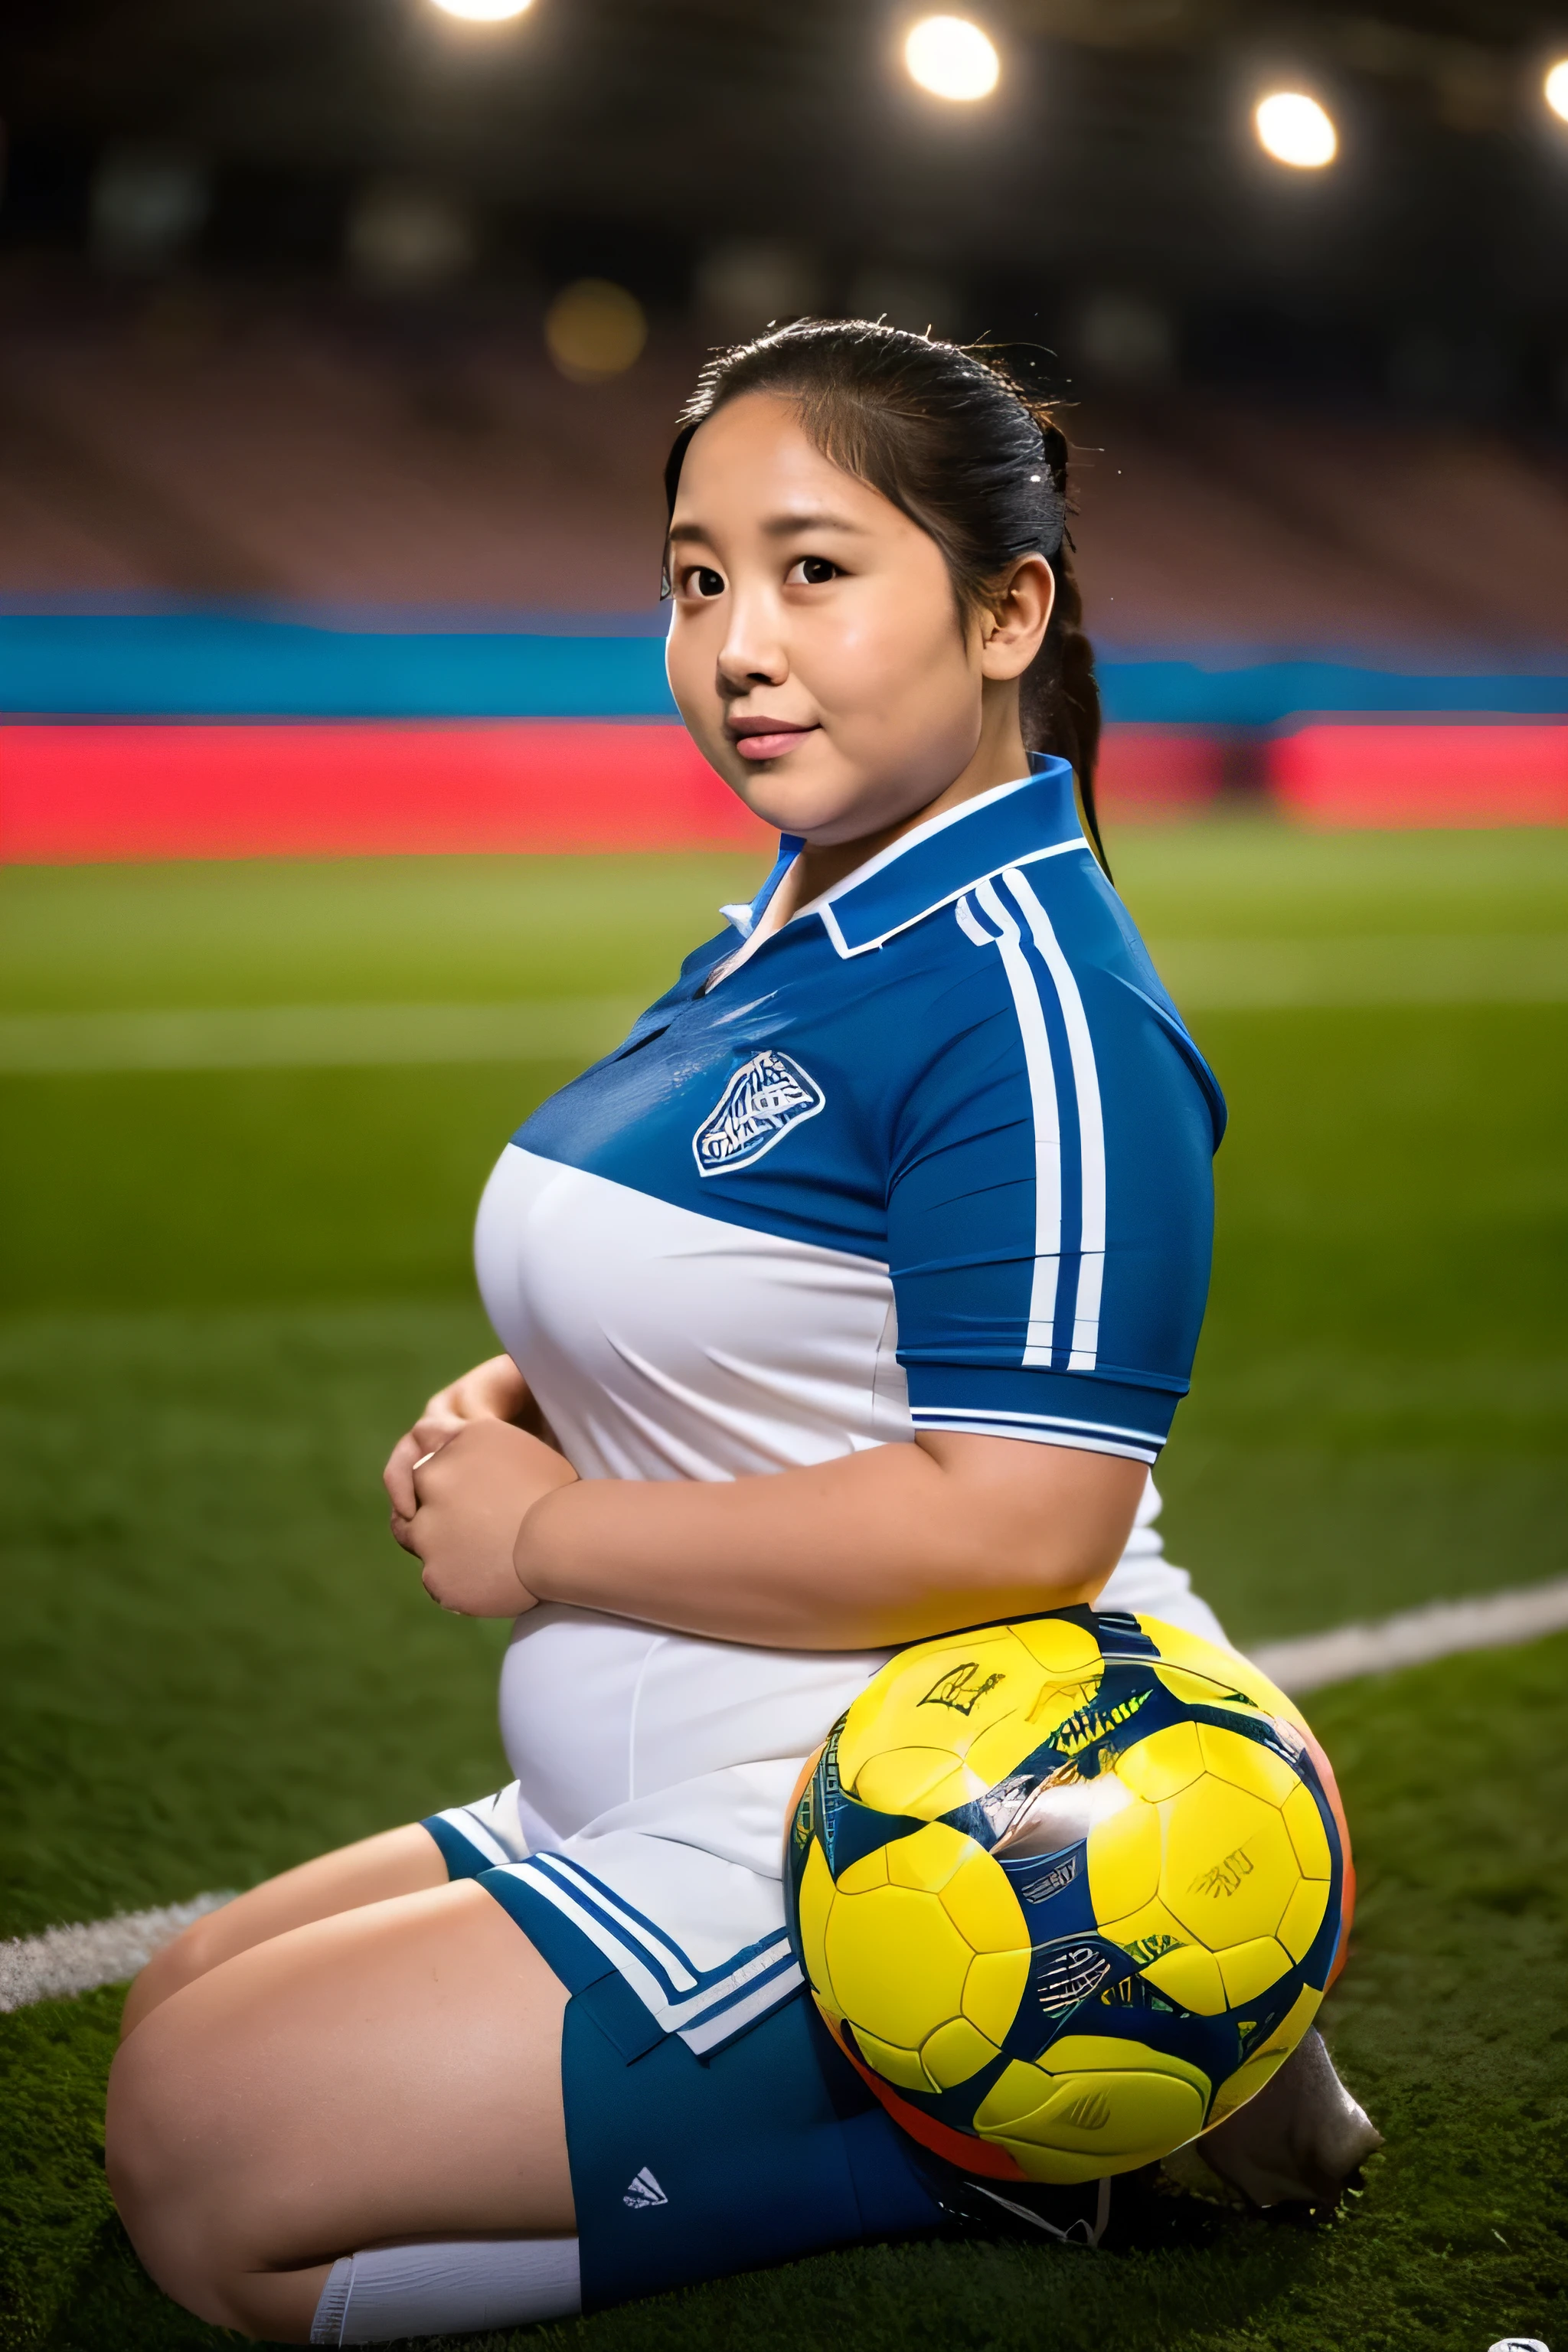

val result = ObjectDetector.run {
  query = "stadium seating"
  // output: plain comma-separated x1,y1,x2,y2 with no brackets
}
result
2,273,1564,850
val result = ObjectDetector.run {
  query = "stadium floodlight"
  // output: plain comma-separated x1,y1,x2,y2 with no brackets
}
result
904,16,1001,103
1255,90,1338,168
1546,60,1568,124
428,0,533,19
545,279,648,382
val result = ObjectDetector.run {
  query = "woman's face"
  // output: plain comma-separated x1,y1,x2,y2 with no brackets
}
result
665,392,1001,847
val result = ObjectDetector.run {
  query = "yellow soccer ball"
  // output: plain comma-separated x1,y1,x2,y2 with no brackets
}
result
784,1609,1349,2184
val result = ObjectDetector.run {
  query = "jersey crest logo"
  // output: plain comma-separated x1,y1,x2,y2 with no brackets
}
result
692,1049,825,1175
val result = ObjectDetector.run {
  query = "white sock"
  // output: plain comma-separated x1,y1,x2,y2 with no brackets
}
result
310,2235,581,2344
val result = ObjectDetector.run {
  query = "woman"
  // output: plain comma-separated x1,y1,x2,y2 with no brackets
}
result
107,322,1241,2343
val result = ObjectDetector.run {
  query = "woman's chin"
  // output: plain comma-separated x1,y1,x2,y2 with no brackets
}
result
722,762,886,844
724,780,829,838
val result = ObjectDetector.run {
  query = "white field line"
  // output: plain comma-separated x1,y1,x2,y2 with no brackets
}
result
0,1892,232,2013
5,1576,1567,2017
1251,1573,1568,1695
1,938,1565,1075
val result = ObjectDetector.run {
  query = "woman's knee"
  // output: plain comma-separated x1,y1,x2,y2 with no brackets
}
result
106,2017,200,2245
106,2003,258,2325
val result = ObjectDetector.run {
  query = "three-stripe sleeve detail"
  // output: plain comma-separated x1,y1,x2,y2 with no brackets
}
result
965,878,1062,1361
1001,865,1107,1369
957,874,1107,1373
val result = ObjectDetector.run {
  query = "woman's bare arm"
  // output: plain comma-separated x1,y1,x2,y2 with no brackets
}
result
399,1418,1145,1649
520,1430,1144,1648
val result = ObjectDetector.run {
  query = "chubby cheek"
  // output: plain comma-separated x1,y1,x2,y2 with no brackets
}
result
665,625,730,769
808,604,978,795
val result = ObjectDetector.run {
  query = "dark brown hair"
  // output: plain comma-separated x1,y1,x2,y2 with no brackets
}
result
662,318,1106,871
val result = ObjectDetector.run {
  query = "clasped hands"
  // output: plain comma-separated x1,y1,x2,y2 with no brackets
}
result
384,1370,577,1617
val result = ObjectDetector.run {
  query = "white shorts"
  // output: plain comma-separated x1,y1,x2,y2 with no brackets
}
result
426,1480,1230,2059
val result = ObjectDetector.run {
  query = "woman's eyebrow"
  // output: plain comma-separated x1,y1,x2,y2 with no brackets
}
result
760,508,867,537
668,509,868,544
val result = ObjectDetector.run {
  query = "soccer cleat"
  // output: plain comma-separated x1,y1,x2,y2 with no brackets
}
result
1161,2029,1381,2208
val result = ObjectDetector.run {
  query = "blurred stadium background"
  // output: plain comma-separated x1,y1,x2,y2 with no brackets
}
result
3,0,1568,848
2,4,1566,2350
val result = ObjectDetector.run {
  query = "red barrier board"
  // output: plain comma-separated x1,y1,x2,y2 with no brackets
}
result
3,717,1564,864
1093,727,1230,815
1272,724,1568,827
0,720,772,862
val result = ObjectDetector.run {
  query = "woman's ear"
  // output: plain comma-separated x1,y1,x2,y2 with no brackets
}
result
978,554,1055,682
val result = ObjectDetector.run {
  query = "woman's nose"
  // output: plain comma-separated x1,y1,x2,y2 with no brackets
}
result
716,593,787,691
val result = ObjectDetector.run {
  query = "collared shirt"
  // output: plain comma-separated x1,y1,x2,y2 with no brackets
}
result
480,755,1224,1482
464,758,1227,2058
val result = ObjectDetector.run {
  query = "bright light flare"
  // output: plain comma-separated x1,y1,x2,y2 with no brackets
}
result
544,280,648,383
1255,90,1338,169
904,17,1000,103
428,0,533,20
1546,60,1568,124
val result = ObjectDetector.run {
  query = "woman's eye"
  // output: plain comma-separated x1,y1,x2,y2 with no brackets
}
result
688,567,725,599
786,557,839,586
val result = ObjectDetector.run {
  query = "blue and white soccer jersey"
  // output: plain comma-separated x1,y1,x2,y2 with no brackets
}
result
432,757,1228,2068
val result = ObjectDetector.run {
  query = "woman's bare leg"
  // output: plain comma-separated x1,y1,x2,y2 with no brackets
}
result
107,1877,570,2344
119,1824,448,2038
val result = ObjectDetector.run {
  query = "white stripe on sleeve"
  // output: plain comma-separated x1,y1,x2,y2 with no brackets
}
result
1002,867,1107,1370
969,880,1064,1364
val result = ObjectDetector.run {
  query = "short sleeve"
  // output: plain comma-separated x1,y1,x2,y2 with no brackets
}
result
887,867,1221,1465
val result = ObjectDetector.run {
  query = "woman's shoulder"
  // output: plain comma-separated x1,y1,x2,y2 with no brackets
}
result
878,847,1227,1149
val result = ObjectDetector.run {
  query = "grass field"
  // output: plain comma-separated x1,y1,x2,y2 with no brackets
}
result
2,824,1566,2351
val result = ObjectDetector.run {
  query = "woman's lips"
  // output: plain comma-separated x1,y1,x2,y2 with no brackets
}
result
730,720,818,762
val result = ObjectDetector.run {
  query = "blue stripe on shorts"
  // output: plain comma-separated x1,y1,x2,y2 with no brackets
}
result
420,1811,495,1880
478,1863,947,2311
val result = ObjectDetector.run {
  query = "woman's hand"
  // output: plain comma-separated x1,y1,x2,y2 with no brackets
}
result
384,1354,534,1523
395,1421,579,1618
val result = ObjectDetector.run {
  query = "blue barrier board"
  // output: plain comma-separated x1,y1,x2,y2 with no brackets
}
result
2,614,1566,724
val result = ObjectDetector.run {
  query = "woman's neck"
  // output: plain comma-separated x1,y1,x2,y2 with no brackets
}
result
773,703,1031,926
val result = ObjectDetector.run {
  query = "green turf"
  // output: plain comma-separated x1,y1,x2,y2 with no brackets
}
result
0,1302,505,1939
0,854,774,1014
2,827,1566,2350
3,836,1563,1630
6,1635,1563,2352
